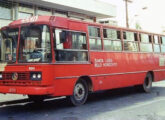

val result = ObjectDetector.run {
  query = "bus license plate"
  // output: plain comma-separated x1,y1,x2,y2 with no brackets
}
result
9,88,17,93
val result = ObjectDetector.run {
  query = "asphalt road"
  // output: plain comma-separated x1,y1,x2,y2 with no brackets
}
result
0,81,165,120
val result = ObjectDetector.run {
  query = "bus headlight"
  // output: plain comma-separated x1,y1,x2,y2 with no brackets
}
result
37,74,41,79
32,74,37,79
30,72,42,80
0,74,2,79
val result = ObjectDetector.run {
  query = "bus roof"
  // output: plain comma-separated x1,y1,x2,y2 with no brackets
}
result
3,15,165,36
9,16,51,27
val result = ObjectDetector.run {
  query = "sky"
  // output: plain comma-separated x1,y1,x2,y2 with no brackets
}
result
100,0,165,34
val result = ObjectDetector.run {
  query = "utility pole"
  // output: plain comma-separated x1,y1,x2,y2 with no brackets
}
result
124,0,133,28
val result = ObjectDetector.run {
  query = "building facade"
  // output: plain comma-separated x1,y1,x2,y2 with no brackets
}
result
0,0,116,28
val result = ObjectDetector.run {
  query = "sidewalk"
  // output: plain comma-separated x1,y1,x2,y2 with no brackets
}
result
0,94,27,102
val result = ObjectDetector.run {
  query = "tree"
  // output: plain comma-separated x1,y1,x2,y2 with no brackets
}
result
135,22,142,30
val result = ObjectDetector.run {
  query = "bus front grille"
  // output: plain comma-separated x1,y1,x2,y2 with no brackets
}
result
2,72,30,80
0,72,41,86
0,81,41,86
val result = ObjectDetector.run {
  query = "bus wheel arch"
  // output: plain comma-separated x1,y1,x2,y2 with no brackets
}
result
79,76,93,92
148,71,154,82
69,76,93,106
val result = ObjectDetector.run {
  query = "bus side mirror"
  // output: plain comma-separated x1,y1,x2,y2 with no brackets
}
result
60,31,67,43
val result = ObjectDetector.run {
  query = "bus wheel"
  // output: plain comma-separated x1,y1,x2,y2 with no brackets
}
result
70,80,88,106
136,73,153,93
143,73,153,93
28,95,45,103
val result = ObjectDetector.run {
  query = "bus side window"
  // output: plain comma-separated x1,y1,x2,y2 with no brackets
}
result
60,31,67,43
0,32,1,60
153,35,160,53
88,26,102,50
103,28,122,51
134,33,138,41
160,36,165,53
54,29,88,62
140,33,153,52
123,31,139,52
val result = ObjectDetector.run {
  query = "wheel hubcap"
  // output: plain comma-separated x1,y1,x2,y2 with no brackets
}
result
74,83,85,101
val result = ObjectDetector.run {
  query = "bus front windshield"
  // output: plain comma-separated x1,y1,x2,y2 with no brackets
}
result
19,25,52,63
0,28,18,63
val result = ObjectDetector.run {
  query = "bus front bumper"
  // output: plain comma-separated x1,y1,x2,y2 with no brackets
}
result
0,86,54,95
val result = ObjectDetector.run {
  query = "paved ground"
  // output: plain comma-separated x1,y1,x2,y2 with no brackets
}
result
0,81,165,120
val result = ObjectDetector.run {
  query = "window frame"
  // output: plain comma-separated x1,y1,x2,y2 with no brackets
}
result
123,31,139,52
88,26,102,51
18,12,33,19
0,28,19,63
0,0,12,20
54,28,89,63
139,33,153,53
103,28,122,52
18,3,34,19
153,35,161,53
37,7,52,16
160,36,165,53
18,24,52,63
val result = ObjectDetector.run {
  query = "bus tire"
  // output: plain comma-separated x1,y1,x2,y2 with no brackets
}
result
28,95,45,103
69,79,88,106
136,73,153,93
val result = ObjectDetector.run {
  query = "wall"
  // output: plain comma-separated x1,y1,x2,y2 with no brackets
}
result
0,19,12,28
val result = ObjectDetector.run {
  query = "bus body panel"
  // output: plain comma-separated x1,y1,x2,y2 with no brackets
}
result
0,52,165,96
52,52,165,96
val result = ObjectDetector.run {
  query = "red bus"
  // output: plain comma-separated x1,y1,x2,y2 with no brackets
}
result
0,16,165,106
